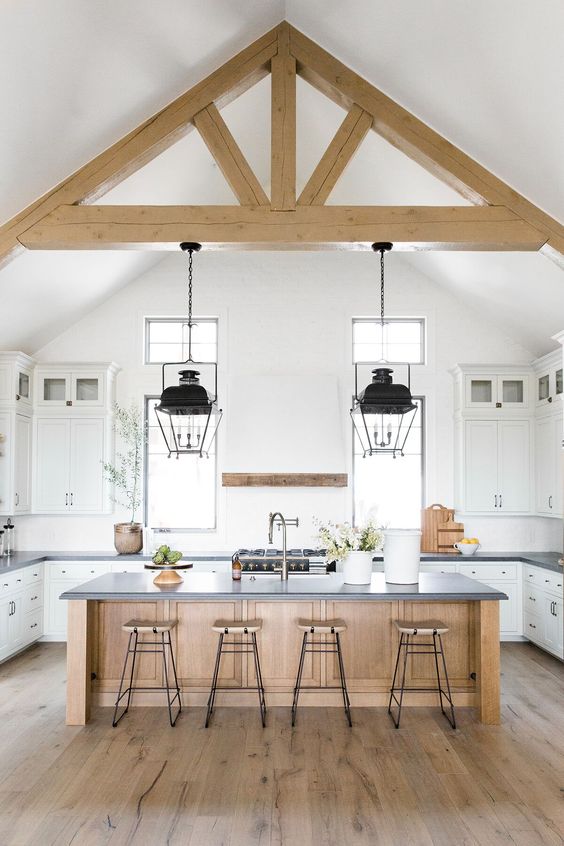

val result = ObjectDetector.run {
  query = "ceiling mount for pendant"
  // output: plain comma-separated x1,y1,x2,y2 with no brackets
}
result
351,241,418,458
154,242,222,458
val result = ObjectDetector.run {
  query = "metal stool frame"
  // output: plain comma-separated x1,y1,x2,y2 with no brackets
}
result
112,627,182,727
205,628,266,728
388,630,456,729
292,626,352,727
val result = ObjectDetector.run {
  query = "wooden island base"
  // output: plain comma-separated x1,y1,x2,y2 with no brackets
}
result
67,598,500,726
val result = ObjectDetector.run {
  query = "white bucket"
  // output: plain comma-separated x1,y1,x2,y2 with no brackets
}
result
342,550,374,585
383,529,422,584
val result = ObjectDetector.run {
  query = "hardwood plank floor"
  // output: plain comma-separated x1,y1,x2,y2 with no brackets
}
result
0,641,563,846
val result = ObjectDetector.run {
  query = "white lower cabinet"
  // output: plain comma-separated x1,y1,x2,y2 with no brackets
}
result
44,561,111,640
522,565,564,659
0,564,43,663
459,561,522,639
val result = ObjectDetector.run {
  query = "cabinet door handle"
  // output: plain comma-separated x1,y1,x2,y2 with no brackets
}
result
15,492,19,506
494,494,498,508
499,493,502,508
70,492,73,506
549,495,553,509
529,622,536,629
545,579,550,583
529,596,536,601
31,623,38,629
31,595,38,601
65,493,68,506
550,601,555,616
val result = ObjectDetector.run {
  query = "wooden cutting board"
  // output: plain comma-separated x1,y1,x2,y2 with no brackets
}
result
421,504,464,554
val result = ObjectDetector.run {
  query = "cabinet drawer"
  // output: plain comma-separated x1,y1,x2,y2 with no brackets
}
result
24,609,43,642
23,583,43,614
523,565,563,594
523,613,542,643
0,570,24,595
48,562,110,581
524,585,543,615
420,563,457,574
110,562,146,574
459,563,517,581
23,563,43,585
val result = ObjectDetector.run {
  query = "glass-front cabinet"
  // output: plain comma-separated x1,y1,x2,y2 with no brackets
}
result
37,370,105,407
464,372,529,410
535,360,563,408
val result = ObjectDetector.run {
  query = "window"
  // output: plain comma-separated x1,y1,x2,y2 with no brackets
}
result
353,318,425,364
144,316,218,530
352,320,425,527
145,318,217,364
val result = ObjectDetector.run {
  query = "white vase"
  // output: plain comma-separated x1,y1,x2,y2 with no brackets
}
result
342,550,373,585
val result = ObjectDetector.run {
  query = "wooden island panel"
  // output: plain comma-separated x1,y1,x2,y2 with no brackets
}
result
172,600,243,689
94,601,163,692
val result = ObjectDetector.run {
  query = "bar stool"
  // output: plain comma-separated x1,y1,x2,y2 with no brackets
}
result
112,619,181,727
292,618,352,727
205,620,266,728
388,620,456,729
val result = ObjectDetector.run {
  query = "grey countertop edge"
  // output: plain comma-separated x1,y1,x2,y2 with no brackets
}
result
0,549,562,573
59,572,508,602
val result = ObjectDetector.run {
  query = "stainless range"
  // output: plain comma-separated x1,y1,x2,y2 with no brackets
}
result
235,548,328,574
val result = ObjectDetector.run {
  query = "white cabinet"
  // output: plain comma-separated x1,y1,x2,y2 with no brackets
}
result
459,561,522,638
34,363,119,411
463,419,531,513
0,564,43,663
44,561,110,639
522,564,564,660
0,352,35,410
0,411,32,515
454,367,531,412
34,417,107,513
535,414,562,516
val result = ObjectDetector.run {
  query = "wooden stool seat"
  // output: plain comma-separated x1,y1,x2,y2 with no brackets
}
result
297,618,347,634
394,620,449,636
211,619,262,634
122,619,177,634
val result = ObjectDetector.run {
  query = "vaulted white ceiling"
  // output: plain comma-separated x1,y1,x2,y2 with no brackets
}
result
1,0,562,355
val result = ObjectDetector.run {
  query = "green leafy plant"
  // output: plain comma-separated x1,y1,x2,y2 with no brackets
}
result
314,518,384,562
103,403,145,524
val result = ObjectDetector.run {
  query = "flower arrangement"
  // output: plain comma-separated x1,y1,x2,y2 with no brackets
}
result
314,518,384,562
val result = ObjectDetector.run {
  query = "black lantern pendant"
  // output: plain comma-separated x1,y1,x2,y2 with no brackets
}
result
351,243,418,458
155,243,222,458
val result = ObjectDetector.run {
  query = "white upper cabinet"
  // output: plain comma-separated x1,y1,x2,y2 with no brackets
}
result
463,419,531,514
452,365,532,414
533,349,564,409
0,352,35,410
34,363,118,412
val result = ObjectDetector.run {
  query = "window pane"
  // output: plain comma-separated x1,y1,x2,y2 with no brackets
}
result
146,319,217,364
149,321,184,343
353,399,423,528
353,319,423,364
145,398,216,529
148,342,184,363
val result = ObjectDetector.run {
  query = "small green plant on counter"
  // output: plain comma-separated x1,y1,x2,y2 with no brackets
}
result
314,518,384,562
103,403,145,524
152,545,183,566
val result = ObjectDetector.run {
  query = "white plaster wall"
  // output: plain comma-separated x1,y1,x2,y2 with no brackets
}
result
10,250,561,552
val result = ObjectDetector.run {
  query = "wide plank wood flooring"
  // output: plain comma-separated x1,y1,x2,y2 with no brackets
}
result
0,642,563,845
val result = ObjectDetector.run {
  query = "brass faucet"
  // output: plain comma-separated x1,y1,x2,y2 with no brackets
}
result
268,512,299,580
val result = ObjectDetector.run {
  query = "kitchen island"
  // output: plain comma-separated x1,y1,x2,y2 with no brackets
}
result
62,571,506,726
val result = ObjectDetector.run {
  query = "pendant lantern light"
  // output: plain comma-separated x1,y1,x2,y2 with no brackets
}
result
351,242,418,458
154,242,222,458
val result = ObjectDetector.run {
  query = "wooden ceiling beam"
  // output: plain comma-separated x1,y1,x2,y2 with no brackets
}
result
20,204,546,251
0,25,279,270
270,22,296,210
298,104,373,206
289,25,564,266
193,104,269,206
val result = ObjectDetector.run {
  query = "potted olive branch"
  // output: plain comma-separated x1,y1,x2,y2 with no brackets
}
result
103,403,146,554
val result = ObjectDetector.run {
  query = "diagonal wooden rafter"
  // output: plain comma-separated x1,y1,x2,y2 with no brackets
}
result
298,104,373,206
193,104,269,206
1,20,562,267
0,24,279,269
288,24,564,265
20,204,546,252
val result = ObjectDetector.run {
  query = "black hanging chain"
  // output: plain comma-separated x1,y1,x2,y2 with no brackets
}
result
187,247,194,360
380,247,385,328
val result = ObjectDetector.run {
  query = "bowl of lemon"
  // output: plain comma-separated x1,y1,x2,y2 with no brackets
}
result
454,538,480,556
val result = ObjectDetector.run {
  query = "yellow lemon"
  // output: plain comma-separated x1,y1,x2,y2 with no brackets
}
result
461,538,471,544
470,538,479,544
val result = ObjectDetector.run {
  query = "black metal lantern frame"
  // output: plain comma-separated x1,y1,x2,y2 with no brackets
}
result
351,242,419,458
154,242,223,458
351,363,417,458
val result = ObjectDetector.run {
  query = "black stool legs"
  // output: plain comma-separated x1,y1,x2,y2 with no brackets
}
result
205,629,266,728
388,631,456,730
112,627,182,727
292,628,352,727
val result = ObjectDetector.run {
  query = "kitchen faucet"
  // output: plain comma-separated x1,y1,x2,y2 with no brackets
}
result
268,512,299,580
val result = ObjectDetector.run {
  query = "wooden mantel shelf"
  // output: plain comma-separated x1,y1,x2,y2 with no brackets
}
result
222,473,348,487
